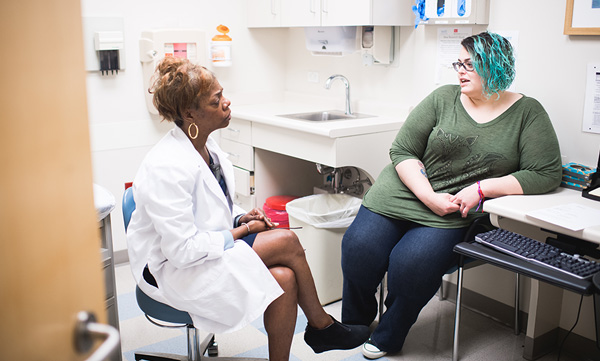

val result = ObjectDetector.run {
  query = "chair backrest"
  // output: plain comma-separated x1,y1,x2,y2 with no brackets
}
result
121,186,194,323
122,186,136,232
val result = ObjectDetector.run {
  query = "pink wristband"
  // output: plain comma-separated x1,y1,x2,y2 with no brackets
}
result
475,181,485,212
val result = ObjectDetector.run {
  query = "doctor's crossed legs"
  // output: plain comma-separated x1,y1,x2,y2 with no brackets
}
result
243,219,372,360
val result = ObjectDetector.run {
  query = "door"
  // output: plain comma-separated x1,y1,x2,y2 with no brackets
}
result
0,1,110,359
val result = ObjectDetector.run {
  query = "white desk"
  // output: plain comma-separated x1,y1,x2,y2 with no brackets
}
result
484,187,600,244
481,187,600,360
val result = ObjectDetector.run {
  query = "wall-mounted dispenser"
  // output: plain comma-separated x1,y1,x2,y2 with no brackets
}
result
361,26,395,66
419,0,489,25
139,29,206,114
82,17,125,75
304,27,358,57
94,31,123,75
211,25,232,67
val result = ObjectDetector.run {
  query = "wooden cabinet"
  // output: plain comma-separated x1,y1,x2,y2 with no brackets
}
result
248,0,413,28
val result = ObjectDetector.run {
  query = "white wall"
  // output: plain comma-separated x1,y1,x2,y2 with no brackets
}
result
85,1,600,259
82,0,288,255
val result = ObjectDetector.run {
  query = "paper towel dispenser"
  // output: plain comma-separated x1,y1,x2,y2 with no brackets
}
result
304,27,358,56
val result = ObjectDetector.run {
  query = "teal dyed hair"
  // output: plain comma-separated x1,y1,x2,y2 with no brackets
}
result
461,32,515,98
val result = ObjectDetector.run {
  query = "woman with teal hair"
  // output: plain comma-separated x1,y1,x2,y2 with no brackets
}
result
341,31,562,359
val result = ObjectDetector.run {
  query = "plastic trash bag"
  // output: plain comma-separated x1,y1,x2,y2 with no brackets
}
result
285,194,362,229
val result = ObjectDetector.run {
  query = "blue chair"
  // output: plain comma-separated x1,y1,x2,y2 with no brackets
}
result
122,186,268,361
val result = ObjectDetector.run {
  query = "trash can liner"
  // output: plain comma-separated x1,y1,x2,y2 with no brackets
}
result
285,194,362,229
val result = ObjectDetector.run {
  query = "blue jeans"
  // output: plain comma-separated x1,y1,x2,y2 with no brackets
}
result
341,205,468,353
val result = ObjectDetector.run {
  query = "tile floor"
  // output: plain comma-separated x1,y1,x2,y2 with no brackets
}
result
115,263,583,361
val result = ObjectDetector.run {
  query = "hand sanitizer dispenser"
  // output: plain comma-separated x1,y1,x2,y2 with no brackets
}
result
361,26,395,66
304,27,358,56
139,29,206,114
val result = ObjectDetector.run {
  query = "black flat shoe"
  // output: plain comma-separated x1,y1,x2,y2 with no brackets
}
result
304,315,370,354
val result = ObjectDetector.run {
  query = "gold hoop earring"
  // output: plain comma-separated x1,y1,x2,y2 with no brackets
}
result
188,123,199,140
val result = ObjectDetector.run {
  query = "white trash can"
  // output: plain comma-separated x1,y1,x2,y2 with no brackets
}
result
286,194,361,305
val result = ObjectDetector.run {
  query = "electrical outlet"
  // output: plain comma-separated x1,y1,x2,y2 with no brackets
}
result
307,71,319,83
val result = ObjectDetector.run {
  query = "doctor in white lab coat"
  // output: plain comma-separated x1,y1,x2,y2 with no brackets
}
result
126,57,370,361
128,127,283,332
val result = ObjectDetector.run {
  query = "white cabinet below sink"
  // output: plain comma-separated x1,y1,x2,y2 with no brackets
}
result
218,109,401,209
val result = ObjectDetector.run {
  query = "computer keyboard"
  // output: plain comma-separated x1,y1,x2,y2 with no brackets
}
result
474,228,600,280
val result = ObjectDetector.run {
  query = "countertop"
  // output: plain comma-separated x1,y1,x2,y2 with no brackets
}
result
484,187,600,244
231,101,406,138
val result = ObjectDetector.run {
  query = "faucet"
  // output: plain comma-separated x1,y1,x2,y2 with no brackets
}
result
325,74,352,115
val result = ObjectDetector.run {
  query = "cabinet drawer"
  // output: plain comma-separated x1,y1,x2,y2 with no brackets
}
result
220,138,254,171
233,166,254,197
222,118,252,144
234,192,256,211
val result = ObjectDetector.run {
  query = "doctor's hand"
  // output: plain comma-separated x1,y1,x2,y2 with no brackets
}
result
239,208,276,229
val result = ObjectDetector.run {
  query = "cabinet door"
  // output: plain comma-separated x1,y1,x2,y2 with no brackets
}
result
281,0,321,27
247,0,281,28
321,0,371,26
233,166,254,197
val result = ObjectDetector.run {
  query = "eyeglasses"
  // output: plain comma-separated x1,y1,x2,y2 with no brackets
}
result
452,61,474,72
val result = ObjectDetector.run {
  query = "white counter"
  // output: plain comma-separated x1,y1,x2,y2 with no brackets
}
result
232,101,406,138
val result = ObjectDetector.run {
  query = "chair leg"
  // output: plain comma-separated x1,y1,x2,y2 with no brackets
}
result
439,276,446,301
379,279,385,322
514,273,520,335
135,351,186,361
452,256,465,361
186,325,200,361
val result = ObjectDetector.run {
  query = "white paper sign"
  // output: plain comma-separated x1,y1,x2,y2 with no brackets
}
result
436,27,472,84
526,203,600,231
582,63,600,134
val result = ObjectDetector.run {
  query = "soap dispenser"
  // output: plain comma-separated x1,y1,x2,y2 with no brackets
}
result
211,25,232,67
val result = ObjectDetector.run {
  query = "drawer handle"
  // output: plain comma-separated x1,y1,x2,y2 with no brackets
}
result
226,152,240,159
227,128,240,133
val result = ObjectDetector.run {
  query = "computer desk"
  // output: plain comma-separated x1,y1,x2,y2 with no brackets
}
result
454,187,600,360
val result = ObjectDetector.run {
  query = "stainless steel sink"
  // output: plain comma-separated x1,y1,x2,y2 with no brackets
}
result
278,110,375,122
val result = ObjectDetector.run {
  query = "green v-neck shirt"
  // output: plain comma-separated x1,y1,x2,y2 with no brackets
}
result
362,85,562,228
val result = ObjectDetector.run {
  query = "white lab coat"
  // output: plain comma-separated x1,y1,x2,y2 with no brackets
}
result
127,126,283,333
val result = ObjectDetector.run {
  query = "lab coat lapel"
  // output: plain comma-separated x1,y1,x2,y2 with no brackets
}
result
207,137,236,204
172,127,231,212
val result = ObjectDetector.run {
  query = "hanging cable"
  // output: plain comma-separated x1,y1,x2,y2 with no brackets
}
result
557,294,584,361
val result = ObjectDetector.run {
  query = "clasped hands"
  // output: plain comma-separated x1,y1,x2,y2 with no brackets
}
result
238,208,277,234
427,183,481,218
